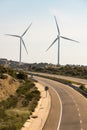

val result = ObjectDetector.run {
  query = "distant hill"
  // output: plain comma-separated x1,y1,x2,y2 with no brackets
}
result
0,58,49,70
1,58,87,79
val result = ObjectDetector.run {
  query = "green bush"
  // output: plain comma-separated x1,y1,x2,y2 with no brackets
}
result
29,99,38,112
25,88,40,100
21,99,29,107
25,92,34,101
0,96,18,109
79,84,87,92
0,73,7,79
0,74,41,130
16,81,35,96
16,71,28,80
79,84,85,90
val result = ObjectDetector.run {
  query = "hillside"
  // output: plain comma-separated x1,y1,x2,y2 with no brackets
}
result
0,68,40,130
0,74,20,101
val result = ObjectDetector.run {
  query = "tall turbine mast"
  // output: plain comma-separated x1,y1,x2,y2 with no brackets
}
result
54,16,60,66
46,16,79,66
6,23,32,65
20,38,22,64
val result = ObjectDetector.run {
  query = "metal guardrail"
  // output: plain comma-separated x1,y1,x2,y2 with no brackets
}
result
28,72,87,98
69,84,87,98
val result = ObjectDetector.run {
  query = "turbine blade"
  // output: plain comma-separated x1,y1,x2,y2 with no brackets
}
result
61,36,79,43
5,34,20,38
22,23,32,37
46,37,58,52
54,16,60,35
21,38,28,54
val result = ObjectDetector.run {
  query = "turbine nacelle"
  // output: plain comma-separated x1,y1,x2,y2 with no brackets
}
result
46,16,79,65
57,35,60,39
5,23,32,64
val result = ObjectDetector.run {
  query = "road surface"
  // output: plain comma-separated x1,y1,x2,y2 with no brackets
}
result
34,76,87,130
30,72,87,85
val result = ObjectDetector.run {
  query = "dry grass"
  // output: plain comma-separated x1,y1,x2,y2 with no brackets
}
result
0,74,20,101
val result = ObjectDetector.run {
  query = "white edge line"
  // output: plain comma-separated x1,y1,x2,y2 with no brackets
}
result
49,85,62,130
34,76,62,130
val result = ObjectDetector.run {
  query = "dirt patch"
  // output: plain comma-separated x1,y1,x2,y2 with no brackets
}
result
0,74,20,101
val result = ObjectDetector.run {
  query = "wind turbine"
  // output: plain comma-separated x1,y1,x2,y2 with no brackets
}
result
46,16,79,66
6,23,32,65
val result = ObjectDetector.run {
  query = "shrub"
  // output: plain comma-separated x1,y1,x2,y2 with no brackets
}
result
29,99,38,112
0,74,41,130
79,84,87,92
22,99,29,107
0,73,7,79
79,84,85,90
16,71,28,80
0,96,18,109
16,81,35,96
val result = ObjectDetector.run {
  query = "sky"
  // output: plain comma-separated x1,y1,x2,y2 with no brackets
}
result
0,0,87,65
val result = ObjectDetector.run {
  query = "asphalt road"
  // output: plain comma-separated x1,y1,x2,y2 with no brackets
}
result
31,72,87,85
34,76,87,130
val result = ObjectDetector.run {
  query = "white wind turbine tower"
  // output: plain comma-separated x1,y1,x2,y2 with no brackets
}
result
6,23,32,65
46,16,79,66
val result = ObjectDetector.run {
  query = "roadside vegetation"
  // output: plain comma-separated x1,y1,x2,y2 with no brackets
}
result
0,65,40,130
32,73,87,97
31,64,87,79
31,64,87,95
32,73,82,85
79,84,87,92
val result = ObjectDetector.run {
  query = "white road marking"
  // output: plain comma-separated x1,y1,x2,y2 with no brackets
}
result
81,128,83,130
61,88,84,130
77,108,80,112
49,86,62,130
75,103,78,107
78,113,81,117
35,76,84,130
80,120,83,124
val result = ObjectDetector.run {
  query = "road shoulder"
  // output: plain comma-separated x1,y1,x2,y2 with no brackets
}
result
21,82,51,130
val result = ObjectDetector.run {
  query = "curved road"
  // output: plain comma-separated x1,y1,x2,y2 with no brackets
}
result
31,72,87,85
34,76,87,130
